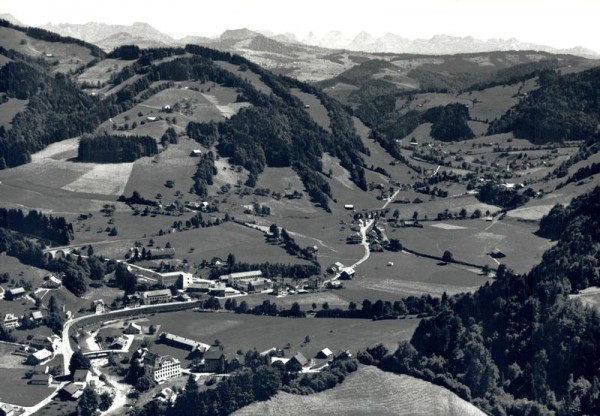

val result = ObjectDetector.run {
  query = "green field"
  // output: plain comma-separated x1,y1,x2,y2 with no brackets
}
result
0,26,95,74
146,310,420,365
234,366,485,416
395,217,554,273
0,98,28,129
290,88,331,132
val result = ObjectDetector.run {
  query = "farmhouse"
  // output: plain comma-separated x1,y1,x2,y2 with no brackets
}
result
73,369,100,388
109,335,128,350
141,289,172,305
147,248,176,260
123,322,143,335
27,348,53,365
203,345,226,373
221,270,263,285
29,373,53,386
2,313,20,329
159,332,210,352
6,287,26,300
144,351,181,382
344,204,354,210
30,335,60,352
61,383,84,400
289,352,309,368
31,311,44,321
190,149,202,157
44,275,62,288
339,268,356,280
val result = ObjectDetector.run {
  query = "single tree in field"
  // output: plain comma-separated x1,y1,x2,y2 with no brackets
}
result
442,250,454,263
269,223,280,239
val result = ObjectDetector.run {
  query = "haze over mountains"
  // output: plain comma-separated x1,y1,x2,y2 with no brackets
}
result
1,13,595,58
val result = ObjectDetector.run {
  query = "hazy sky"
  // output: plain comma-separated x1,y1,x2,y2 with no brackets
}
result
3,0,599,51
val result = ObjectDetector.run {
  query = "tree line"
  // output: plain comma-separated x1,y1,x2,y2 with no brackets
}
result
0,208,73,245
78,133,158,163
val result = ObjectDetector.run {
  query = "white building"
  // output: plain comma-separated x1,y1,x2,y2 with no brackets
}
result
220,270,263,285
144,352,181,382
3,313,20,329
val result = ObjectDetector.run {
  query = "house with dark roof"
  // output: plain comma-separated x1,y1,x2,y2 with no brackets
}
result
203,345,226,373
289,352,309,368
123,322,143,335
61,383,84,400
29,373,53,386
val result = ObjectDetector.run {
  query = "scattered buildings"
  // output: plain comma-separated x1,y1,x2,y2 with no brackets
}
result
144,351,181,382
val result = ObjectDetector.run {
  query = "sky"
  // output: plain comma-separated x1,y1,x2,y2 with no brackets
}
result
2,0,599,52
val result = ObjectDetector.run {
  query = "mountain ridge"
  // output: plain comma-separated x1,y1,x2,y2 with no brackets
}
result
26,18,598,58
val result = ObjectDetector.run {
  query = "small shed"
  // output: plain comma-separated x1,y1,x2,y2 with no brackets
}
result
316,348,333,359
490,248,506,259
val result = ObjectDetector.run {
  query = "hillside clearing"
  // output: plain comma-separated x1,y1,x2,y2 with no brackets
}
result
234,366,485,416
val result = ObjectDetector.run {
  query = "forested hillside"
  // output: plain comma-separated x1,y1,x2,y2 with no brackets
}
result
487,67,600,143
108,44,368,210
0,49,122,168
361,186,600,415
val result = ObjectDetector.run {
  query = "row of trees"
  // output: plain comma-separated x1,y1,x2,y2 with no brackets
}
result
0,208,73,245
78,133,158,163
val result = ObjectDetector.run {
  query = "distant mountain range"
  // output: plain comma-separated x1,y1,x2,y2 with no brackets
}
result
303,31,599,58
0,13,597,58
